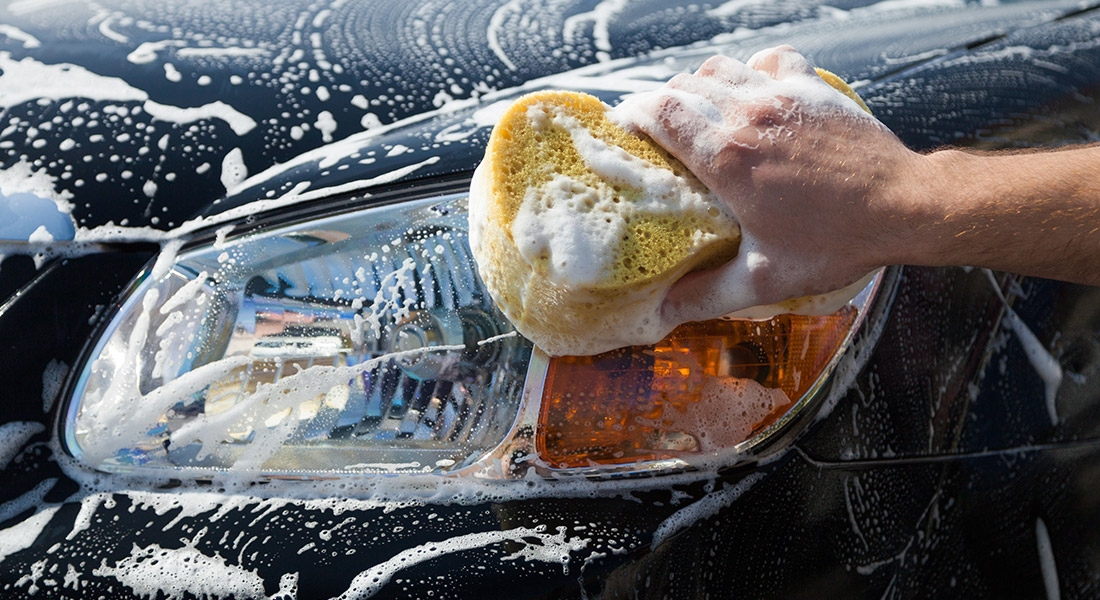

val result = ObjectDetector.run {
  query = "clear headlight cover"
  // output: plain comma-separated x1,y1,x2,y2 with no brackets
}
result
63,190,883,479
65,194,531,476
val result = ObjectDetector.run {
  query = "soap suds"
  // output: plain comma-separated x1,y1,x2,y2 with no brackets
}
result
510,108,723,290
654,378,790,453
93,534,268,600
984,270,1062,425
336,526,588,599
1036,517,1060,600
0,24,40,48
0,506,58,566
0,478,57,526
220,147,248,192
0,421,45,469
650,472,764,548
0,53,255,135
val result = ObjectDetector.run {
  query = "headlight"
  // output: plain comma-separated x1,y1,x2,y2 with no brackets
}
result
62,186,884,480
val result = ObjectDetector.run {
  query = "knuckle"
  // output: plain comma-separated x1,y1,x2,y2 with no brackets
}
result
666,72,695,90
697,55,728,76
745,101,782,127
709,133,751,172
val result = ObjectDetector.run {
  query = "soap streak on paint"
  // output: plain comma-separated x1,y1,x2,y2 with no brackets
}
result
650,472,764,549
984,270,1062,425
487,0,523,71
0,24,40,48
844,474,871,551
562,0,630,62
67,494,107,541
92,532,269,600
0,506,58,566
336,525,590,600
0,53,256,135
852,486,948,577
0,155,442,271
1036,517,1061,600
0,478,57,525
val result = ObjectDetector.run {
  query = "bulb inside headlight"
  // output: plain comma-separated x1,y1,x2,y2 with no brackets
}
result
65,194,531,475
63,189,884,480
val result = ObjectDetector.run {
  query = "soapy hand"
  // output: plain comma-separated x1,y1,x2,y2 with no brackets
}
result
617,46,923,324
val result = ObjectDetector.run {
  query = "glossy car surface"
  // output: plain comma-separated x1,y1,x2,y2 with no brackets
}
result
3,1,1100,598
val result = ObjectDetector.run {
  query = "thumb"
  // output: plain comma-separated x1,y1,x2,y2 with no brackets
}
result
660,247,766,328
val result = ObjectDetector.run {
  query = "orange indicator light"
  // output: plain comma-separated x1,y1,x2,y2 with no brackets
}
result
537,308,858,469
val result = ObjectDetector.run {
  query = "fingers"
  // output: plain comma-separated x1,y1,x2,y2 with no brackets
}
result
663,75,732,124
746,45,817,80
623,45,814,134
694,55,760,89
613,86,720,166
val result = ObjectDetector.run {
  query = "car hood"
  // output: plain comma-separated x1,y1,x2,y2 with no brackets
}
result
0,0,1096,244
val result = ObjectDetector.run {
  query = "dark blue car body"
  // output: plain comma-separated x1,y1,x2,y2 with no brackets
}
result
2,1,1100,598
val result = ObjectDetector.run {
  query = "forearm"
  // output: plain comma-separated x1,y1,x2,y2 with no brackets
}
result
892,145,1100,285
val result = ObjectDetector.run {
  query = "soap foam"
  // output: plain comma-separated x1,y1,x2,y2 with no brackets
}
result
93,536,268,600
658,377,790,453
0,507,58,566
338,526,589,599
512,173,623,287
0,421,44,469
984,269,1062,424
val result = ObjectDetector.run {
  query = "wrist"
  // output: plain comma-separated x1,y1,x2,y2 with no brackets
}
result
871,147,953,269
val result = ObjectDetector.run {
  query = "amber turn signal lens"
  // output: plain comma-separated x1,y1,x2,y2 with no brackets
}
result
537,308,858,469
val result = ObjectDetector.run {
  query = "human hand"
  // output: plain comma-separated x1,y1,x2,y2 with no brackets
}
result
613,45,924,325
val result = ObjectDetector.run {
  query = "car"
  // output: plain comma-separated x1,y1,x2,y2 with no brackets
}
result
2,0,1100,598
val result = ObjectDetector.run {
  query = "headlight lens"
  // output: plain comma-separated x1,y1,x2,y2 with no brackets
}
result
66,194,531,476
63,189,882,479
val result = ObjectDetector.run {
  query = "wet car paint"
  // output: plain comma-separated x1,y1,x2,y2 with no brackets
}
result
3,1,1100,598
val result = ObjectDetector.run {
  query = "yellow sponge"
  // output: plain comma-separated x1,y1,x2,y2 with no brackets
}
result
469,90,740,356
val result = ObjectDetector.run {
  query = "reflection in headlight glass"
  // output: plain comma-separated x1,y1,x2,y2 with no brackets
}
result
66,194,532,475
